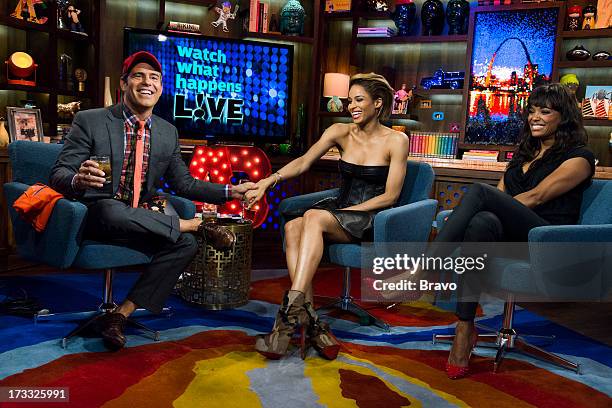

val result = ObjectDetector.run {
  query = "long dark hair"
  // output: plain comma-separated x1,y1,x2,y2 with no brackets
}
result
509,83,587,169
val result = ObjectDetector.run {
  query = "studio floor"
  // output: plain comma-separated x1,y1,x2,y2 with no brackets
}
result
0,264,611,408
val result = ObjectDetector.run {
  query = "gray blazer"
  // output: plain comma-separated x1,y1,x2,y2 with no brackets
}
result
50,104,227,205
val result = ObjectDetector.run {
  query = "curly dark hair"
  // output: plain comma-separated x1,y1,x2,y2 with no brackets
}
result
509,83,587,169
349,73,395,120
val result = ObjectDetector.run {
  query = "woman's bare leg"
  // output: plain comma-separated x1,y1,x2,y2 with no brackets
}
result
284,217,313,303
290,210,353,293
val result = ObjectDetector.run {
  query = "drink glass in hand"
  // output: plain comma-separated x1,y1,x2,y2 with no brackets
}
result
201,203,217,223
90,155,111,184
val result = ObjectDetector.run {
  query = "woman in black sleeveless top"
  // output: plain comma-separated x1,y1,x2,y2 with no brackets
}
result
435,84,595,379
244,73,409,360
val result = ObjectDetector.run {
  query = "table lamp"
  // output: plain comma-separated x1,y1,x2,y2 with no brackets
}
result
6,52,37,86
323,73,350,112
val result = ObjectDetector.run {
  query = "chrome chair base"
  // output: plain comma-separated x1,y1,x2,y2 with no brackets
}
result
316,266,391,331
33,269,172,348
432,296,580,374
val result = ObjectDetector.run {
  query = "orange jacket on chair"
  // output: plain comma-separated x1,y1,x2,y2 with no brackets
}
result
13,183,64,232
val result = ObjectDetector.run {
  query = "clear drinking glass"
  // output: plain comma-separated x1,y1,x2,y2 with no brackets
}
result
90,155,111,184
201,203,218,223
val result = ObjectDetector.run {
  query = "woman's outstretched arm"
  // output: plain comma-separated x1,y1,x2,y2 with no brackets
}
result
245,123,347,206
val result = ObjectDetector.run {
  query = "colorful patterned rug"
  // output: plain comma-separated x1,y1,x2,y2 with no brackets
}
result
0,270,611,408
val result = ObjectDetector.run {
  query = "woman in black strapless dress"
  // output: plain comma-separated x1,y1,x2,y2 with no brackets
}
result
285,159,390,241
245,73,410,360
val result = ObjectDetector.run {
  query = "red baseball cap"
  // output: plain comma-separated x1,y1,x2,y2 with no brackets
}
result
121,51,162,77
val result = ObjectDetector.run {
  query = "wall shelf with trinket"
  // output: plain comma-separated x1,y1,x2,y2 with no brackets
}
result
0,0,101,141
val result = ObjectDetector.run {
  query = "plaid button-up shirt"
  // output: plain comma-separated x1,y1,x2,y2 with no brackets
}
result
114,104,152,205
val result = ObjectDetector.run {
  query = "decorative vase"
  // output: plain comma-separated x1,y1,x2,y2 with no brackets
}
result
421,0,444,36
280,0,305,36
592,51,610,61
391,0,416,36
446,0,469,35
103,76,113,107
566,45,591,61
326,96,343,112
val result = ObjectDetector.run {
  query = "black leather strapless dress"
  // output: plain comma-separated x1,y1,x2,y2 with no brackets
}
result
288,159,390,240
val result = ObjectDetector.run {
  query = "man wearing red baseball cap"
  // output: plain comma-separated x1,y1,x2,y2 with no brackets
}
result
49,51,256,351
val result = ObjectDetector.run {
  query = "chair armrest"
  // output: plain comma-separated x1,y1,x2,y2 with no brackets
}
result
373,199,437,243
434,210,453,232
167,195,196,219
528,224,612,301
529,224,612,242
4,182,87,269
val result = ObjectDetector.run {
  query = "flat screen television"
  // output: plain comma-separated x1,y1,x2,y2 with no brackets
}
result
124,28,294,142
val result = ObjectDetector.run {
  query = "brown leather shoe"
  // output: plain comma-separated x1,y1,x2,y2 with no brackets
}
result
198,222,236,250
98,312,127,351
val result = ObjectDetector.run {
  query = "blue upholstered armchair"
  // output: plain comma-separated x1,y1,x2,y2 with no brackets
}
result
4,141,196,347
279,160,437,330
432,179,612,373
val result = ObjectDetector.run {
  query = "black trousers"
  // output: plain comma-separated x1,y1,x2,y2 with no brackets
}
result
85,199,198,314
433,183,549,321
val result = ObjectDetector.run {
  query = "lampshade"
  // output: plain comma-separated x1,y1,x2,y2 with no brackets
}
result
323,73,350,98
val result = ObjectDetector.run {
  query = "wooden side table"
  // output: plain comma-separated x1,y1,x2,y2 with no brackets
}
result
177,219,253,309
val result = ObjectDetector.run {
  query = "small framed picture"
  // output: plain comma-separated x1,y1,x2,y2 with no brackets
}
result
6,107,44,142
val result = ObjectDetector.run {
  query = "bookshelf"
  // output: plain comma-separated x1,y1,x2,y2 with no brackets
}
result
0,0,101,141
316,1,612,165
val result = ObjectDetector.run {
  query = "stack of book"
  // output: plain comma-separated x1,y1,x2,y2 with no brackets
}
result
356,27,396,38
462,150,499,162
409,132,459,159
249,0,272,34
